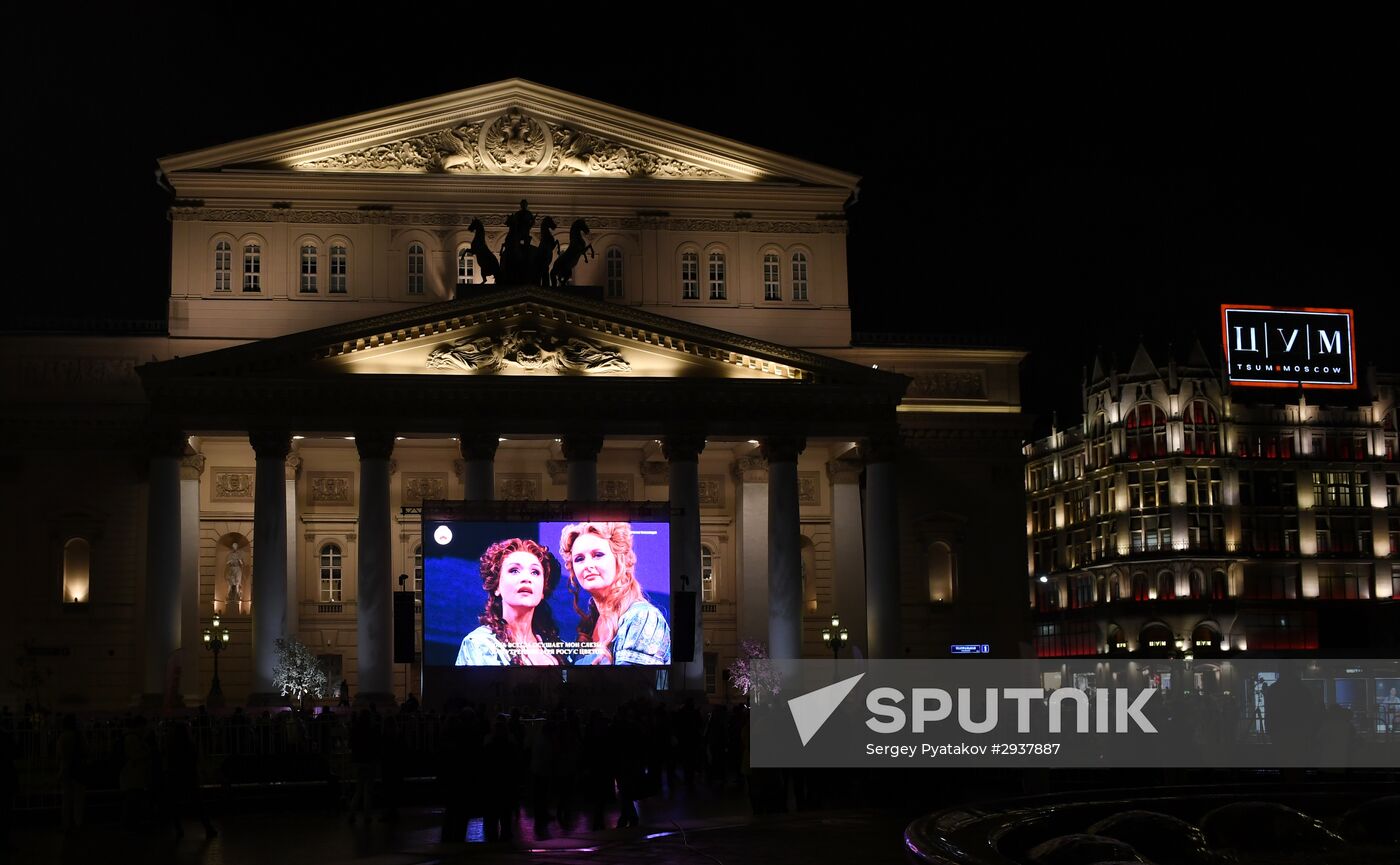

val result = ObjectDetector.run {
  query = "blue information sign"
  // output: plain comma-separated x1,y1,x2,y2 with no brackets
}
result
950,644,990,655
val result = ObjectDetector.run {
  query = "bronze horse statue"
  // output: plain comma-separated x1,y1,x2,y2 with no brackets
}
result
550,219,594,287
467,218,500,285
534,216,557,287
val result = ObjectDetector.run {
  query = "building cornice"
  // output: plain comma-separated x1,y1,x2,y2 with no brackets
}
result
169,206,845,235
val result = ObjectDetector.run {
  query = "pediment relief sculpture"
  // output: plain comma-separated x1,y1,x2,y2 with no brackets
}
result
426,328,631,374
295,108,725,179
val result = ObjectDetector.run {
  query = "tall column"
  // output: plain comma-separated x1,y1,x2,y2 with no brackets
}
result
664,433,706,689
563,433,603,501
733,454,769,644
356,432,395,706
459,433,499,501
144,429,186,699
864,432,902,659
179,451,205,703
827,454,868,656
284,454,302,642
249,430,290,700
763,436,805,660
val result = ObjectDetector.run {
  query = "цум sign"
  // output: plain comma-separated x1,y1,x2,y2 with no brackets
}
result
1221,305,1356,389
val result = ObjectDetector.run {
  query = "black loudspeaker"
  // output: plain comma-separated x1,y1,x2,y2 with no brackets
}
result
671,591,696,663
393,591,416,663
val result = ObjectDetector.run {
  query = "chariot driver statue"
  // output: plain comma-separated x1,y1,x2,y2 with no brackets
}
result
499,199,537,284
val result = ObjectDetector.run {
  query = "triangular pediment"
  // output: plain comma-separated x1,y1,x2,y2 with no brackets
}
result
159,79,857,188
141,286,899,389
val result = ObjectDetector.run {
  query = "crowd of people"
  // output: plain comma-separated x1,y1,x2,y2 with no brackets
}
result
0,696,756,842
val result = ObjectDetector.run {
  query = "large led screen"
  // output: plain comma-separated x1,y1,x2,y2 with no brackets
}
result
423,519,671,667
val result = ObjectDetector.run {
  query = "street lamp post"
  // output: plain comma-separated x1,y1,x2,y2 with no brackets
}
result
203,614,230,705
822,613,849,675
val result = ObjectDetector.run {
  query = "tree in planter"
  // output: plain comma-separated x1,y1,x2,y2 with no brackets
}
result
726,639,783,705
273,637,328,710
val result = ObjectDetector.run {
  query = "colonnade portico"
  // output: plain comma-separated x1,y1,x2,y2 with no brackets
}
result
135,287,910,703
141,425,904,704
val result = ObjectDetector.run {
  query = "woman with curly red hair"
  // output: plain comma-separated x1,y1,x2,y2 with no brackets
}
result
560,522,670,665
455,537,562,666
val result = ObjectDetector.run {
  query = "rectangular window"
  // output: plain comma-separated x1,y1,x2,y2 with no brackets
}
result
1386,471,1400,507
458,250,475,286
681,253,699,299
605,249,624,298
1130,514,1171,552
791,254,809,301
243,244,261,292
1187,467,1222,506
708,253,726,300
299,245,318,293
703,652,717,694
1318,565,1372,600
330,246,347,294
1243,570,1297,600
215,243,231,292
1188,510,1226,551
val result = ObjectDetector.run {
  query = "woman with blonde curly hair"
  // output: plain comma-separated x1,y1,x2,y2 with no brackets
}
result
455,537,562,666
560,521,670,665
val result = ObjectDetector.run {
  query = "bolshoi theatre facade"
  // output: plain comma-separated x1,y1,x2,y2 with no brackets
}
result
1,80,1028,709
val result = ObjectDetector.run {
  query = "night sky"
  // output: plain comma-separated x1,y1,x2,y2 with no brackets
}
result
13,23,1395,435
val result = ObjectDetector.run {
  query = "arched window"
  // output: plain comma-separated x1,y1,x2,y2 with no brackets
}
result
319,543,343,602
1189,570,1204,599
1097,575,1108,604
1140,622,1173,656
1184,400,1219,455
329,244,348,294
680,251,699,299
707,251,727,300
1131,572,1150,601
299,244,318,293
1107,625,1128,653
1156,570,1176,600
1192,623,1221,653
763,253,781,301
700,544,716,602
1109,572,1123,601
413,543,423,599
242,242,261,292
214,241,232,292
791,252,809,301
457,247,475,286
927,541,955,602
1125,404,1167,459
63,537,91,603
407,243,425,294
1210,570,1228,600
605,247,624,298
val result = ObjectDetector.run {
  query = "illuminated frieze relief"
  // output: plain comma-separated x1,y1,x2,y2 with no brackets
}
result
295,108,728,179
425,328,631,374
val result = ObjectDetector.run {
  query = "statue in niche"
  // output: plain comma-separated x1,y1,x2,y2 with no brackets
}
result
226,542,246,605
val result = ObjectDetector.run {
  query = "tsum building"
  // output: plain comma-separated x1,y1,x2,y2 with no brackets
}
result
1,80,1028,710
1023,340,1399,667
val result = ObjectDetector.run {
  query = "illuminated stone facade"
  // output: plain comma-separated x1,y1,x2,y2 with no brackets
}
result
1,81,1027,709
1024,342,1399,660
